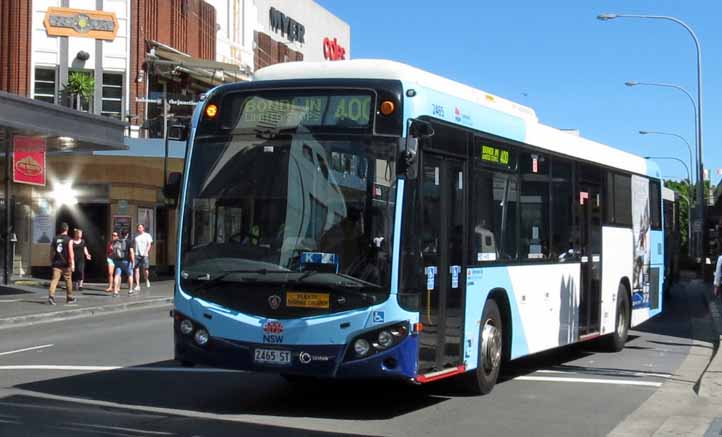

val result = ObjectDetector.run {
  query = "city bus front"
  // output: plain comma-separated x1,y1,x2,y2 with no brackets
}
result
173,80,419,380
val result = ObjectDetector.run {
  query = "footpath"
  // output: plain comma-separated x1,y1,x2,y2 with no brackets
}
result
0,278,173,330
609,279,722,437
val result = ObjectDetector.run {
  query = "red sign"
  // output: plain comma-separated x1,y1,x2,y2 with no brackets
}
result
13,136,46,186
323,37,346,61
263,321,284,334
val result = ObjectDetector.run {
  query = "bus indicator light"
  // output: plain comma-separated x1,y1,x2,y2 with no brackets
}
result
379,100,395,116
205,104,218,119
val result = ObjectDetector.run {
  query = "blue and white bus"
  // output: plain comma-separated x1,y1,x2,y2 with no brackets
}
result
171,59,665,394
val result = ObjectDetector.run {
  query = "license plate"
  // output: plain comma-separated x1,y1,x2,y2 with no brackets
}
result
286,292,330,309
254,348,291,365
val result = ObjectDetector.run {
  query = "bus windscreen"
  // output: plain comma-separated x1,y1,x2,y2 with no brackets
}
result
220,92,373,132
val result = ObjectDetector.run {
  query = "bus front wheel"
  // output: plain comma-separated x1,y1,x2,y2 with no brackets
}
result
465,299,503,395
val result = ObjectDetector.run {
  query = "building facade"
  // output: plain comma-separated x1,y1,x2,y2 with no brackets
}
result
0,0,349,280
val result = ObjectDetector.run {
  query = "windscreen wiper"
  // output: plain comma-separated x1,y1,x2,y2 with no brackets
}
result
183,269,291,291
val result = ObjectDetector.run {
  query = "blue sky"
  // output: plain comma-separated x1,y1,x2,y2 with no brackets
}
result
316,1,721,186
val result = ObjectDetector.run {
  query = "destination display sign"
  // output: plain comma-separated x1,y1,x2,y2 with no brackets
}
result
224,93,373,131
475,139,516,170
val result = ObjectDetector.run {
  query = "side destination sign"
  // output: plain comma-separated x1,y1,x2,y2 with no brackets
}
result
481,144,509,165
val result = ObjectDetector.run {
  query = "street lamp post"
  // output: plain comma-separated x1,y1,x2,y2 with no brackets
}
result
599,13,705,262
644,154,693,257
626,81,698,177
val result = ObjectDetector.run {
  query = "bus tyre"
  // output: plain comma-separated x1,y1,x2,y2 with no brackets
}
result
465,299,503,395
601,284,630,352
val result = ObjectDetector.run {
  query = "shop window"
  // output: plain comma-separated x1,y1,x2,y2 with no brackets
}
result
102,73,124,119
34,68,57,104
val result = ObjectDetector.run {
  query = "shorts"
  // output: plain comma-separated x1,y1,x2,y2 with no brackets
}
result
106,257,114,266
135,255,149,269
114,260,133,277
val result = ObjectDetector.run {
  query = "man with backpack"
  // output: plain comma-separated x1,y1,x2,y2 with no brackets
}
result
48,222,75,305
111,229,136,296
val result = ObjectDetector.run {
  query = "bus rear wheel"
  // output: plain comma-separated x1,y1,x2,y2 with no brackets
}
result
464,299,503,395
600,283,630,352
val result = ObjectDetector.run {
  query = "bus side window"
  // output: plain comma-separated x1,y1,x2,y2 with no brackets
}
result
470,167,518,263
520,152,550,260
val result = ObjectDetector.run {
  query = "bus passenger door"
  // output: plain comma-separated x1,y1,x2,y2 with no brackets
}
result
418,152,466,373
577,184,602,336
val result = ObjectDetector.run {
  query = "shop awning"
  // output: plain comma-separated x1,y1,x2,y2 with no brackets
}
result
0,91,127,152
146,40,250,87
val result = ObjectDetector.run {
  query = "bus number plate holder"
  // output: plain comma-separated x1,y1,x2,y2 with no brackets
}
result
254,348,291,365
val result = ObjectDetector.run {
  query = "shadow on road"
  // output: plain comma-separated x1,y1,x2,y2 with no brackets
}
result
0,393,374,437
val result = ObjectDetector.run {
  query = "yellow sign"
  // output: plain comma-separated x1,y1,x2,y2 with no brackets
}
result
44,7,118,41
481,145,509,165
286,292,330,309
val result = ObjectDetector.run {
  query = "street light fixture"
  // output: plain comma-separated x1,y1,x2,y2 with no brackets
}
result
639,130,694,185
599,13,705,261
626,81,698,176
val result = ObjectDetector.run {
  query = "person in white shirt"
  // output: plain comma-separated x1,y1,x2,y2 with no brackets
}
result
133,224,153,290
714,254,722,296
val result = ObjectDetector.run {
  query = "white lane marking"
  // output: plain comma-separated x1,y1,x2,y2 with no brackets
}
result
0,365,243,373
514,375,661,387
538,369,673,379
0,344,54,357
66,423,174,435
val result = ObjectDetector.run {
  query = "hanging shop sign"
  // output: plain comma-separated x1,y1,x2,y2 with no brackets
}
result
13,136,46,187
44,7,119,41
269,7,305,43
323,37,346,61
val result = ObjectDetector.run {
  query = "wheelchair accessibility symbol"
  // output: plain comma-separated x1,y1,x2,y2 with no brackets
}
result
372,311,385,324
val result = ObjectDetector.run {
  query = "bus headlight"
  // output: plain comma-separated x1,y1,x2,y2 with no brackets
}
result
354,338,371,357
345,321,410,362
179,319,194,335
377,331,393,349
194,329,209,346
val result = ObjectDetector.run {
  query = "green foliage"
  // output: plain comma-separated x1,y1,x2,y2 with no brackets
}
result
63,72,94,111
65,72,95,98
664,179,692,253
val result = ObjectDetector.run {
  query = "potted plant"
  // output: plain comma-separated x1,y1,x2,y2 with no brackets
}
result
63,72,95,112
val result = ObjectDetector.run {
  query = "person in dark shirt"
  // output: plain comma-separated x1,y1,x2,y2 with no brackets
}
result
47,222,75,305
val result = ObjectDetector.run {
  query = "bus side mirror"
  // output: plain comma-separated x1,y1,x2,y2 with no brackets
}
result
163,172,182,208
398,119,434,178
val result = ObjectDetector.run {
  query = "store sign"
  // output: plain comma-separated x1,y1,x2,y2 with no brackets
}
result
269,7,305,43
44,7,118,41
323,37,346,61
12,136,46,187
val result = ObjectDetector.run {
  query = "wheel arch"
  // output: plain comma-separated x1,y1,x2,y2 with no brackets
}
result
487,288,512,362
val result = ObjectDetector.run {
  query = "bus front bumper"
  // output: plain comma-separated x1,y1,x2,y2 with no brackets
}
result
174,331,418,380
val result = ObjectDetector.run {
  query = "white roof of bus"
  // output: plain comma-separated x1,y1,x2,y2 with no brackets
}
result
253,59,649,176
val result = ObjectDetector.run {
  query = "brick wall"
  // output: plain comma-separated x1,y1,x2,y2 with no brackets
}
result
254,31,303,71
130,0,216,121
0,0,32,96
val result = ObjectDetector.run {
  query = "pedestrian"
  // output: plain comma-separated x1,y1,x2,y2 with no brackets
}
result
105,231,118,292
111,229,135,296
47,222,75,305
133,223,153,290
71,228,91,291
